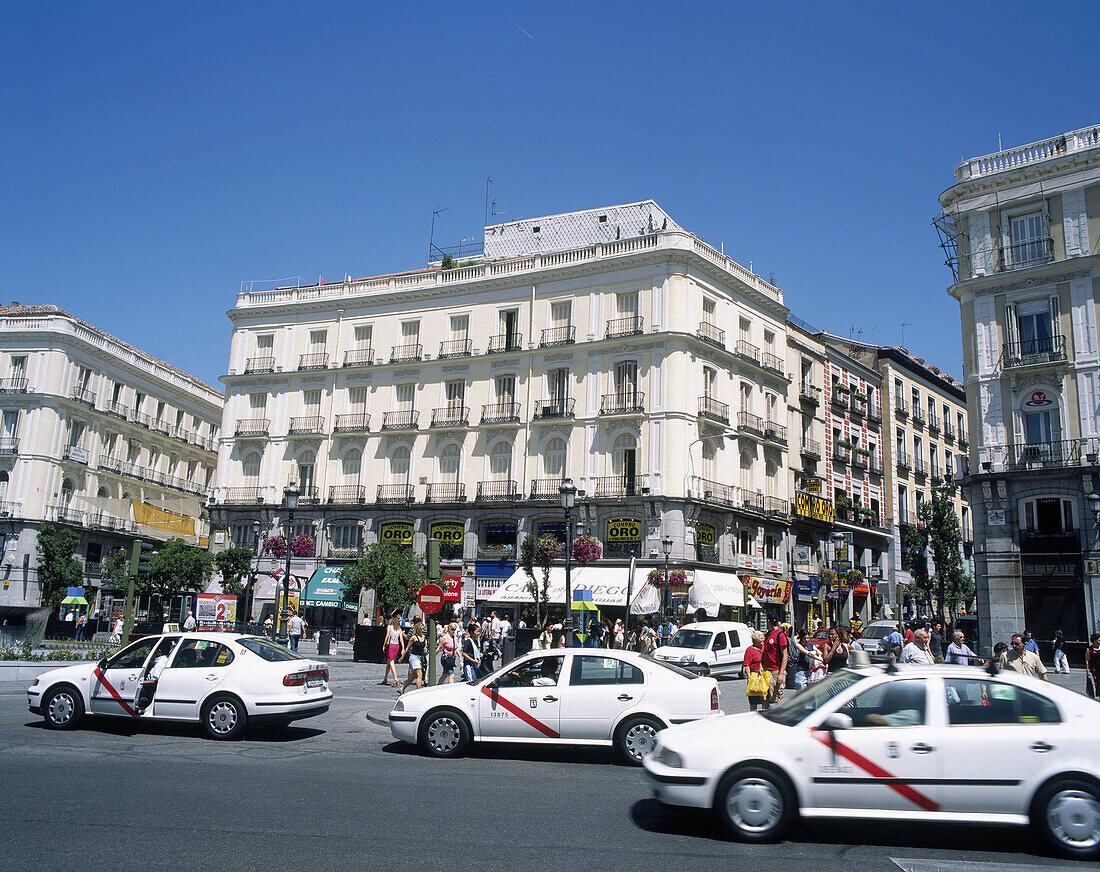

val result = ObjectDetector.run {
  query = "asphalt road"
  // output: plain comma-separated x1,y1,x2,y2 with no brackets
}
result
0,661,1094,872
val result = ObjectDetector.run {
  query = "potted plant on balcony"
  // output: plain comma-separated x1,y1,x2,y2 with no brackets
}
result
572,534,602,564
835,494,854,511
833,383,851,394
836,438,853,451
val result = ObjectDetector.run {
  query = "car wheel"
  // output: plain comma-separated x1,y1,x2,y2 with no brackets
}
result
42,685,84,731
419,709,470,758
202,695,247,740
715,766,796,843
615,715,663,765
699,664,710,677
1034,778,1100,859
738,663,745,680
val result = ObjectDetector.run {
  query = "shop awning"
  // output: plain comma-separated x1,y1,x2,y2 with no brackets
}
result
303,566,356,611
485,566,636,607
61,595,89,606
688,569,744,616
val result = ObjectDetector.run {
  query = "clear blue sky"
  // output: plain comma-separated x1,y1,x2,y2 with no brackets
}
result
3,1,1097,390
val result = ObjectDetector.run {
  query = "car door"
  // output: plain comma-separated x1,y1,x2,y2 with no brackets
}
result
558,654,647,740
728,629,749,671
938,676,1067,815
805,676,944,815
476,654,564,740
153,639,234,720
90,637,159,716
709,631,731,672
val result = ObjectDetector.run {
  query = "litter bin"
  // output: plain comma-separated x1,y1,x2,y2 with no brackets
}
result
318,629,332,656
501,634,516,666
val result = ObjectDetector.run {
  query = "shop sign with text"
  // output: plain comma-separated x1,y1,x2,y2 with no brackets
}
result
606,517,641,542
795,491,834,524
746,576,793,605
695,523,716,547
379,521,414,545
430,522,464,545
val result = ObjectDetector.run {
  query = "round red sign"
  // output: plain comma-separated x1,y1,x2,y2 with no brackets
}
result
417,583,445,615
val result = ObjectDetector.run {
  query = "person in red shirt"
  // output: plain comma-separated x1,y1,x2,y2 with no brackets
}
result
743,631,766,711
904,623,915,645
761,612,789,710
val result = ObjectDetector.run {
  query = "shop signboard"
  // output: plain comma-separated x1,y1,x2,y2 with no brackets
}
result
737,554,755,570
695,522,716,547
196,593,237,631
764,558,781,574
379,521,414,546
794,575,818,601
792,545,813,567
795,491,834,524
746,576,793,605
430,521,463,545
442,572,462,602
833,532,852,572
606,517,641,542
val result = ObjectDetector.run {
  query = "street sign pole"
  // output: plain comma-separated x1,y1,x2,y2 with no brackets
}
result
425,540,442,686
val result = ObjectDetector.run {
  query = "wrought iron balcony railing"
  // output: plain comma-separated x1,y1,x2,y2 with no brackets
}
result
431,407,469,428
298,353,329,370
288,416,325,434
998,237,1054,272
761,351,785,376
765,496,789,517
737,411,764,436
799,383,821,406
529,478,565,500
0,436,17,455
476,480,518,501
328,485,366,504
481,402,520,425
689,476,740,507
381,410,419,430
488,333,523,353
0,377,28,393
740,490,765,513
600,392,645,415
1001,335,1067,369
697,321,725,348
438,339,473,358
591,474,647,498
605,315,644,338
895,450,911,470
534,398,575,420
389,343,422,363
698,396,730,424
245,356,275,373
977,439,1099,473
334,413,370,433
540,326,575,347
224,487,266,503
764,420,787,445
377,483,415,503
735,339,760,364
343,348,374,367
894,399,908,418
425,482,466,503
71,387,96,407
235,419,270,437
800,438,821,459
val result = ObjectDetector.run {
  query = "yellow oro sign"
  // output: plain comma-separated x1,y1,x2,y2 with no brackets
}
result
696,522,716,547
795,491,835,524
379,521,414,545
606,517,641,542
802,478,822,494
430,522,464,545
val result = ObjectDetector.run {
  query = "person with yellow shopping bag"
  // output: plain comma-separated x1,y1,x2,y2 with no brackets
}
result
743,631,769,711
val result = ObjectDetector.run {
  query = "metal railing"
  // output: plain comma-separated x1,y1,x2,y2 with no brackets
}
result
867,402,882,423
343,348,374,367
605,315,644,338
296,485,321,504
800,383,821,405
235,418,270,436
868,457,884,476
895,451,911,470
298,353,329,370
245,356,276,373
1002,335,1067,369
425,482,466,503
689,476,740,507
764,420,787,444
0,436,16,455
761,351,784,375
431,407,469,428
913,457,927,476
0,500,21,517
741,490,765,513
591,474,647,498
327,546,364,561
488,333,523,353
833,445,850,464
800,438,821,459
377,483,415,503
381,410,419,430
894,399,908,418
912,407,925,427
224,487,266,503
735,339,759,364
765,495,789,517
600,392,645,415
71,387,96,406
697,321,725,347
851,451,868,469
737,411,764,435
105,401,129,419
831,390,849,409
977,438,1100,473
529,478,565,500
943,423,955,442
334,413,370,432
534,398,575,420
289,416,325,434
438,338,472,358
328,484,366,503
540,326,575,347
389,343,422,363
477,480,518,501
0,377,28,392
481,402,520,424
698,396,729,424
998,237,1054,271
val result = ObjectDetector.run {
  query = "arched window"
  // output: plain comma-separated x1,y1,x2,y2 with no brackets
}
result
61,478,75,506
390,446,410,484
242,452,261,484
490,441,512,481
297,450,316,493
343,448,361,485
96,486,109,498
440,444,460,482
543,437,566,479
1019,387,1061,456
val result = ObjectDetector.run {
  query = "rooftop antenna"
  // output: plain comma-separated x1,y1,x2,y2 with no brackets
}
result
856,325,878,343
998,131,1002,150
428,207,449,263
901,322,913,346
485,174,504,226
491,199,507,221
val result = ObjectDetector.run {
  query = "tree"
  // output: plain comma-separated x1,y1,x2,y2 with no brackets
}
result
340,542,422,617
100,548,131,592
35,524,83,609
214,547,255,596
520,534,559,627
901,485,973,621
140,538,214,619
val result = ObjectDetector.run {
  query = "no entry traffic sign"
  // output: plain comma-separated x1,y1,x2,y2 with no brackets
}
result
417,583,445,615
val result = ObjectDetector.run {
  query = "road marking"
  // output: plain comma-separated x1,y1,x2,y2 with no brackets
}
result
92,668,137,717
811,730,939,812
479,685,559,738
892,861,1078,872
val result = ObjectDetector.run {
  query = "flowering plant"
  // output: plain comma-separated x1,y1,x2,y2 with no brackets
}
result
647,568,688,587
533,534,562,565
572,534,602,564
263,535,286,559
845,567,864,585
819,567,837,585
263,534,316,559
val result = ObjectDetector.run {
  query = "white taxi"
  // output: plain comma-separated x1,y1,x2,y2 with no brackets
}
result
27,633,333,740
389,648,720,763
643,664,1100,859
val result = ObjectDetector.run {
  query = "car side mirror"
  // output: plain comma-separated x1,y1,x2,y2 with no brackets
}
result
821,712,853,732
96,658,107,671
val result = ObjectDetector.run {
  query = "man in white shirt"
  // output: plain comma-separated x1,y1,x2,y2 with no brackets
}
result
945,630,980,665
900,629,935,664
499,616,513,639
182,609,197,632
490,611,502,641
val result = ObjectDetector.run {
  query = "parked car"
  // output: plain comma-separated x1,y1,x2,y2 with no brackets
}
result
851,620,902,660
389,648,720,763
652,621,752,677
27,633,332,740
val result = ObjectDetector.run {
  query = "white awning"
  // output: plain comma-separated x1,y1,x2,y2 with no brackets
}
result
687,569,744,616
485,565,640,607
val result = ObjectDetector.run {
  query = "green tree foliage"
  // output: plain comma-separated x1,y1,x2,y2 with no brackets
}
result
901,485,973,620
440,254,456,270
214,547,255,596
100,549,131,592
520,534,559,627
35,524,83,608
141,538,214,618
340,542,422,616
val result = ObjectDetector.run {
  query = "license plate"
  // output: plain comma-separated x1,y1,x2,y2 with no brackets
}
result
307,676,323,687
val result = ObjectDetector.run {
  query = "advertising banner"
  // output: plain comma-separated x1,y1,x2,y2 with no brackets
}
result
430,522,464,546
795,491,834,524
379,521,414,546
745,576,793,605
196,593,237,631
442,573,462,603
606,517,641,542
695,523,716,547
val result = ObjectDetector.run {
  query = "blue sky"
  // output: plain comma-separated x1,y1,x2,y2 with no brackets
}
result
2,2,1097,390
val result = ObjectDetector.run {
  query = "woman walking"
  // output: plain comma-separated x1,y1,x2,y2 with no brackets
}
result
382,616,403,688
437,623,458,685
744,631,768,711
792,628,821,689
824,626,850,673
399,618,428,694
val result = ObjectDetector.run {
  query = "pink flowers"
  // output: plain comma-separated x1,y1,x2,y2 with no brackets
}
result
263,534,316,559
647,568,688,587
533,535,562,565
572,534,602,564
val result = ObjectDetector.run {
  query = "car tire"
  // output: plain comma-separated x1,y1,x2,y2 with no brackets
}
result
1033,778,1100,860
615,715,664,765
42,685,84,731
419,709,471,758
715,766,796,843
201,694,247,740
699,664,710,677
738,663,745,680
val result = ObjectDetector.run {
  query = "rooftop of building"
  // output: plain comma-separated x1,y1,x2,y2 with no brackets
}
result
952,123,1099,184
0,302,223,399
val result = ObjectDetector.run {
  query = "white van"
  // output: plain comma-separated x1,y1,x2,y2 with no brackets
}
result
652,621,752,677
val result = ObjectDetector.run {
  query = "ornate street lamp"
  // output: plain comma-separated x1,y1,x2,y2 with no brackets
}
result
246,519,261,632
661,535,673,637
276,483,299,642
559,478,577,648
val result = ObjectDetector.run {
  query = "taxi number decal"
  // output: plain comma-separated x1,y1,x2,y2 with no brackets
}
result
480,686,559,738
811,729,939,812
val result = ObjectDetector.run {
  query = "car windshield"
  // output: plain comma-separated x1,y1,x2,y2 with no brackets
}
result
761,669,863,726
862,625,896,640
238,637,300,662
668,630,710,650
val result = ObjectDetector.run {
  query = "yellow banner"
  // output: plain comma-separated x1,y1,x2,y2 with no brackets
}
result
606,517,641,542
380,521,414,545
431,522,464,545
794,492,834,524
696,523,716,547
132,500,196,537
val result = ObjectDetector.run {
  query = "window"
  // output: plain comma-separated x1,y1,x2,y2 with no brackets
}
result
612,434,637,483
701,440,716,481
896,428,905,454
927,397,935,424
67,420,86,449
353,325,372,348
348,387,367,412
1023,497,1074,533
711,632,729,651
1024,409,1053,444
330,523,363,551
396,383,415,410
915,490,925,512
2,410,19,439
957,412,966,439
296,451,315,491
249,393,267,415
764,535,778,560
702,297,716,324
401,321,420,343
897,485,908,525
1012,298,1056,356
172,641,233,669
764,330,775,354
570,655,643,686
445,380,465,410
548,368,569,403
1007,211,1048,267
913,434,922,461
737,529,753,555
302,390,321,414
614,361,637,399
801,358,812,388
703,366,717,399
133,391,145,416
449,315,468,341
440,444,460,481
616,292,638,317
911,387,921,417
256,333,274,354
550,301,571,327
740,382,752,413
309,330,327,353
740,451,753,492
765,392,778,423
739,317,751,343
389,447,410,484
111,382,124,407
765,458,778,498
489,441,512,481
846,679,926,728
499,656,564,687
343,449,361,484
108,638,158,670
9,355,27,381
499,309,519,346
543,437,566,478
894,378,904,409
945,678,1060,725
243,452,261,484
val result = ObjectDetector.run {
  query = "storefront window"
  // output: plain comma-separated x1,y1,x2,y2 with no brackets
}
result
430,521,465,560
537,521,567,547
479,522,517,559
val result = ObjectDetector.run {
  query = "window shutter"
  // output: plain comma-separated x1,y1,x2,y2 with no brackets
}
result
1049,295,1059,341
1004,303,1019,353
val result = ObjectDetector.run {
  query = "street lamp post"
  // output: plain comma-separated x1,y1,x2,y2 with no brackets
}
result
559,478,577,648
247,519,261,632
661,535,673,630
277,483,299,643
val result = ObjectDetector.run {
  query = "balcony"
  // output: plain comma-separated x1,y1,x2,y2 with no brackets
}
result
328,485,366,504
533,398,575,421
64,445,89,464
943,423,955,443
913,457,927,478
288,416,325,435
97,455,122,474
224,487,266,504
931,467,943,484
849,395,867,417
894,400,908,419
600,392,645,416
438,339,472,359
1019,529,1080,554
0,436,17,455
343,348,375,367
605,315,644,339
959,435,969,450
732,411,763,438
235,418,270,437
735,339,760,365
431,406,469,429
333,413,370,433
698,396,730,425
481,402,520,425
297,485,321,505
298,353,329,370
765,495,789,517
998,237,1054,272
764,419,787,445
830,389,849,410
477,480,518,502
867,403,882,424
928,414,940,434
245,356,276,374
761,351,785,376
1001,335,1068,369
540,326,575,347
799,383,821,406
851,450,868,469
592,474,647,498
381,410,419,431
912,408,925,428
529,478,565,501
488,333,523,354
800,438,821,460
868,457,884,477
377,484,415,504
697,321,725,348
0,377,28,393
425,482,466,503
833,445,851,465
740,490,765,514
390,343,422,363
71,387,96,407
690,476,740,508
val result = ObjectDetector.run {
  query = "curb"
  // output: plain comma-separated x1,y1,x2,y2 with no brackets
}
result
366,709,390,728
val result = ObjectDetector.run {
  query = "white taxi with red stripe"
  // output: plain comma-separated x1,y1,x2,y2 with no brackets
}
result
388,648,720,764
643,664,1100,860
27,633,333,740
